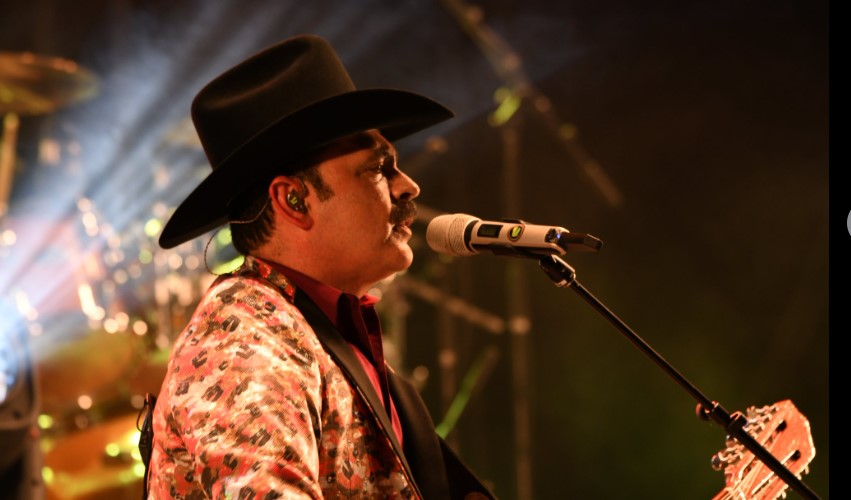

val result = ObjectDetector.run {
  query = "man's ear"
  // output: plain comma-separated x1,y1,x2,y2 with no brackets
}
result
269,175,312,229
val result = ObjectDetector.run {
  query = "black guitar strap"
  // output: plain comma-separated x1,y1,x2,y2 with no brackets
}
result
136,393,157,499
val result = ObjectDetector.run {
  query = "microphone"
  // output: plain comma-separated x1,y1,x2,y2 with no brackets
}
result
426,213,603,258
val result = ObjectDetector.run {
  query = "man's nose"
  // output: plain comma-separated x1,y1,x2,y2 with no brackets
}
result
391,170,420,200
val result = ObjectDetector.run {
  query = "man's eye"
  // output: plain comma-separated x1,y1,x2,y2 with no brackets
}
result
372,160,392,176
366,155,397,178
366,165,384,179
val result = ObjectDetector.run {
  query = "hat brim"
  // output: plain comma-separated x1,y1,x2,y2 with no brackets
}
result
159,88,452,249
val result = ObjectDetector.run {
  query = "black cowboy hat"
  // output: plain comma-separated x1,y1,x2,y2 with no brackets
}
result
159,34,453,249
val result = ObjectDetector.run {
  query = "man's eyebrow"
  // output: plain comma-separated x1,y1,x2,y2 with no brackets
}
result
365,147,396,165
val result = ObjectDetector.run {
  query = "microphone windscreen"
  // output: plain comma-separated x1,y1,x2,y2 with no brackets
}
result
426,213,480,256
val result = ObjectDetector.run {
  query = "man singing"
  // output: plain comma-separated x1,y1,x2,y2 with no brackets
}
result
147,34,494,499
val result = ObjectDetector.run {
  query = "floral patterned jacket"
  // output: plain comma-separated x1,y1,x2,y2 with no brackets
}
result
148,256,493,499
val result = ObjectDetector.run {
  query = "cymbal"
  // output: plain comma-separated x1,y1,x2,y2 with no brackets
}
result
36,329,138,414
0,52,98,115
43,413,144,500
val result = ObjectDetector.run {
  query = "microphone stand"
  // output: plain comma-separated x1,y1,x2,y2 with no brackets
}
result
537,254,820,500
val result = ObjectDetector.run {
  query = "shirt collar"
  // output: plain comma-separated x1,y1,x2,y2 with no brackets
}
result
260,259,379,331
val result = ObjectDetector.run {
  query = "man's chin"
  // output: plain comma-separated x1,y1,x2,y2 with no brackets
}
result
392,245,414,271
383,245,414,276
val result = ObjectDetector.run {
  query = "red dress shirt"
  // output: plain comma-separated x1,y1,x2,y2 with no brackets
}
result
269,263,404,447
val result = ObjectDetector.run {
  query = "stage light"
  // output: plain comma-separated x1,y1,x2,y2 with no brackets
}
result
0,301,42,498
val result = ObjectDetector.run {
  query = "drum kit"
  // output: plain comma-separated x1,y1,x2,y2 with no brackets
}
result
1,51,205,499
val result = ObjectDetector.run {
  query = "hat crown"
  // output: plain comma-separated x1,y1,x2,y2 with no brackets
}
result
191,35,355,170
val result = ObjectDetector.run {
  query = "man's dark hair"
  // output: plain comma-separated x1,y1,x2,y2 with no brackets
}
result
228,179,275,255
229,160,334,255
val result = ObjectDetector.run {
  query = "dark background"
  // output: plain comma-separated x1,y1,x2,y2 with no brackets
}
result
0,1,828,498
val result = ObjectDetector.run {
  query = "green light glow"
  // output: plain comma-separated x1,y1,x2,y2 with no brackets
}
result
211,255,244,275
488,87,521,126
144,218,163,238
37,414,54,429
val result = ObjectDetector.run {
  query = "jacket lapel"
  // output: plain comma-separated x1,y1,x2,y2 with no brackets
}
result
293,290,420,495
293,286,494,499
389,374,496,500
388,373,452,499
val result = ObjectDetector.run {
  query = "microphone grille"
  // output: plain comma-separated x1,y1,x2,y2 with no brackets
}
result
426,213,479,256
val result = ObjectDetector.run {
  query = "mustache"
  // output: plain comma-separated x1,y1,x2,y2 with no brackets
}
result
390,200,417,225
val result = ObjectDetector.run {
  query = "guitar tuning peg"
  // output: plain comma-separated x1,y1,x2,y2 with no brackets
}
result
711,452,727,471
711,447,745,471
726,439,744,454
749,404,774,419
748,406,773,426
750,420,767,433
